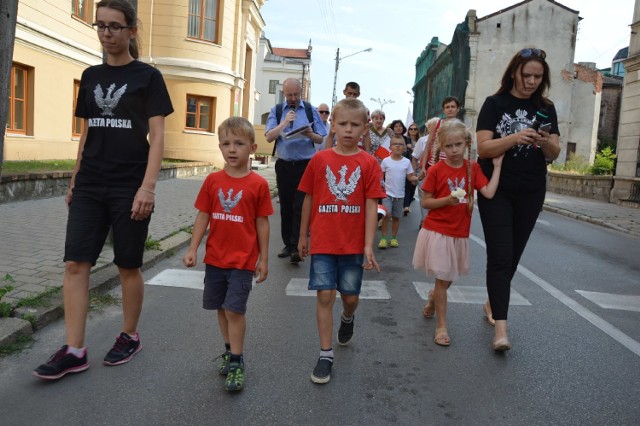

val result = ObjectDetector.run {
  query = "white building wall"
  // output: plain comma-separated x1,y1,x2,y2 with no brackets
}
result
253,38,310,125
466,0,597,163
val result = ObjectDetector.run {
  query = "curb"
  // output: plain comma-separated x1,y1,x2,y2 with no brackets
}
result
0,231,193,349
542,204,640,238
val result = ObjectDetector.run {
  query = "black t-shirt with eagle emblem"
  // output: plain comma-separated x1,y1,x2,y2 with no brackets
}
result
476,92,559,193
75,60,173,187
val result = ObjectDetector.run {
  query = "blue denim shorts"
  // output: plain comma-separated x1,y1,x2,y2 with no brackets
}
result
308,254,364,295
203,265,253,314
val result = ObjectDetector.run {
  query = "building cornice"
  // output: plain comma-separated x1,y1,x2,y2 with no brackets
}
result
15,16,101,67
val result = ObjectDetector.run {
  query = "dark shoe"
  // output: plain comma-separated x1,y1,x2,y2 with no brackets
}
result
277,246,291,258
310,357,333,384
33,345,90,380
224,362,245,391
103,332,142,366
290,250,302,264
216,351,231,375
337,315,354,346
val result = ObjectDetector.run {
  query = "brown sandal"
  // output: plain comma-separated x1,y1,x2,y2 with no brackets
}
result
422,289,435,318
434,327,450,346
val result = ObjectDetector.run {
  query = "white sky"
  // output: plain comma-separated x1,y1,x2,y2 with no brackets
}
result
260,0,634,123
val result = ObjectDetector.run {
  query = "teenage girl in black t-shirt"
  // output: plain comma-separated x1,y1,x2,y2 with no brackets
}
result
34,0,173,380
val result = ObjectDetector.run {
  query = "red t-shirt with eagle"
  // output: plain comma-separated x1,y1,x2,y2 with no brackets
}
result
298,149,386,255
195,170,274,271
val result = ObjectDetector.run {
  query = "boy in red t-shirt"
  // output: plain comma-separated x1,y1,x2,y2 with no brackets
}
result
183,117,273,392
298,98,386,384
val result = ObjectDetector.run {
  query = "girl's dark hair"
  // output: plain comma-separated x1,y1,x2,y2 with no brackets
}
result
496,48,551,108
96,0,140,59
389,119,407,134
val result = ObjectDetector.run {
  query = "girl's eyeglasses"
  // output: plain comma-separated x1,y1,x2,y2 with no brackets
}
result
92,23,132,33
408,128,418,131
519,48,546,60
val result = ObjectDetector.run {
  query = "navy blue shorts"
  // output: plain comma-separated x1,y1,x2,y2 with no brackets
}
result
203,264,253,314
308,254,364,295
64,186,151,268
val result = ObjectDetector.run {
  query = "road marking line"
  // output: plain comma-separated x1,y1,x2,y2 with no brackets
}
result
412,282,530,305
146,269,204,290
285,278,390,299
576,290,640,312
470,234,640,358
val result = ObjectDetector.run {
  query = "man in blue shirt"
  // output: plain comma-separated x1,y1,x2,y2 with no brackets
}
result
265,78,326,263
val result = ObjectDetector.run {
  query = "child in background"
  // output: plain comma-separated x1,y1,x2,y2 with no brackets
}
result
412,119,503,346
298,98,386,384
379,136,419,248
183,117,273,392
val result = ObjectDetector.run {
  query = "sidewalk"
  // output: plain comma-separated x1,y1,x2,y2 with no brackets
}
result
0,165,638,347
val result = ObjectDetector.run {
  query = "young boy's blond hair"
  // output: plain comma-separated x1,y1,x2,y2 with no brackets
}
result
218,116,255,144
331,98,368,124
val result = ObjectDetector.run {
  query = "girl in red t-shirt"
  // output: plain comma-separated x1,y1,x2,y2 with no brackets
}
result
412,120,503,346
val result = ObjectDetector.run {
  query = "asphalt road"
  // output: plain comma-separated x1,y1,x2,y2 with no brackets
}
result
1,201,638,425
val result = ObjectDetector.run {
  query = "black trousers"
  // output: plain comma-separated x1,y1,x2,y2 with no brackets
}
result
477,187,545,320
275,158,310,250
404,178,417,208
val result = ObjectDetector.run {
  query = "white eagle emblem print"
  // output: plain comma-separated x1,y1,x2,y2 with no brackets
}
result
326,165,361,202
218,188,243,213
94,83,127,116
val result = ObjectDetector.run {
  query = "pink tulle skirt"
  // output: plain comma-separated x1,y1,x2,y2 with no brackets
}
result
412,229,469,282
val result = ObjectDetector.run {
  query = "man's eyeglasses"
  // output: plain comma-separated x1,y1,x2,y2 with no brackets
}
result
318,110,330,115
92,23,132,33
391,143,405,147
519,48,546,60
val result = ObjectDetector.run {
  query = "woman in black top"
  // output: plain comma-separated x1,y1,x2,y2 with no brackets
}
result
476,48,560,352
34,0,174,380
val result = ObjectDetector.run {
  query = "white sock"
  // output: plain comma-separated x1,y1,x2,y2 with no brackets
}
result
66,346,86,357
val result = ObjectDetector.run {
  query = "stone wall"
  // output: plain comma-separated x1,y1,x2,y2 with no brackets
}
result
0,162,215,204
547,171,613,202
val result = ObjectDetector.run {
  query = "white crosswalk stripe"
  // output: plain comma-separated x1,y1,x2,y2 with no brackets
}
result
285,278,390,299
412,282,532,305
146,269,204,289
576,290,640,312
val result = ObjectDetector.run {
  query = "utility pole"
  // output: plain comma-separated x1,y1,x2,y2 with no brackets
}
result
0,0,19,174
331,47,372,108
331,48,340,108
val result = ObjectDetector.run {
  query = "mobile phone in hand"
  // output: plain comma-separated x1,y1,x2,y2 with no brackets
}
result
539,123,552,133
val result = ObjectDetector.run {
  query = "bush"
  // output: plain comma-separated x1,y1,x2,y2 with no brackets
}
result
589,147,616,175
549,152,591,174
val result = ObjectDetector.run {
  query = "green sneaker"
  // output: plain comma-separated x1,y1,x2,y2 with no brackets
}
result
216,351,230,375
378,238,388,249
390,238,399,248
224,362,245,392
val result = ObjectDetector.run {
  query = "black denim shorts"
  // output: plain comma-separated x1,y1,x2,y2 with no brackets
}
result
64,186,151,268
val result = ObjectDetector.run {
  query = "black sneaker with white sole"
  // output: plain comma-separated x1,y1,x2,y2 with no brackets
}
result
310,357,333,384
337,315,354,346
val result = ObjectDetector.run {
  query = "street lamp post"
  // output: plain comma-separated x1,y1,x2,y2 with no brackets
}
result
370,97,395,110
332,47,372,108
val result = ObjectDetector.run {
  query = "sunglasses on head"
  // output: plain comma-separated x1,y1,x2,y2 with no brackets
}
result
318,110,330,114
519,48,546,60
